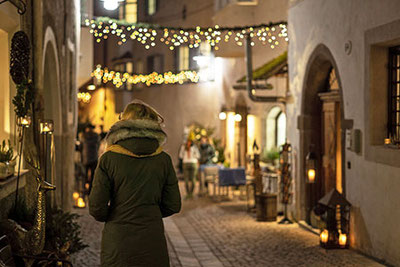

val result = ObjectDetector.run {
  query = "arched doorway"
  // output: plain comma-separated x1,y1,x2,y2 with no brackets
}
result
299,44,345,226
42,28,62,207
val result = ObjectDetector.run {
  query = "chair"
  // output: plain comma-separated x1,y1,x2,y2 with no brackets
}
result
203,166,220,198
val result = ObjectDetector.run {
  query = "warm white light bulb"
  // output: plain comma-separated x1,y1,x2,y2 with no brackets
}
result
219,112,227,120
234,114,242,122
103,0,120,10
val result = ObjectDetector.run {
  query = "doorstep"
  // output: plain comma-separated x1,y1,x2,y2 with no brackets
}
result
297,220,320,236
0,170,29,200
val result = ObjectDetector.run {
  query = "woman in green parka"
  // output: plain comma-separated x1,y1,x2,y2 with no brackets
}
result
89,101,181,267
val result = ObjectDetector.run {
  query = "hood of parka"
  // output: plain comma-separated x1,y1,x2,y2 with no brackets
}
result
105,119,166,156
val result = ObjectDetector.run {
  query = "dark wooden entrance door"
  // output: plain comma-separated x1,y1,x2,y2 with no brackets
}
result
319,90,342,195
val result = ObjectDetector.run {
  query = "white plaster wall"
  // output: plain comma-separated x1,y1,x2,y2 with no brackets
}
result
78,28,93,87
288,0,400,264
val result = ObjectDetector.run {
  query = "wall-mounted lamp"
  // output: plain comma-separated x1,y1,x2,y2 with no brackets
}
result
219,106,227,120
101,0,124,11
234,114,242,122
306,145,317,183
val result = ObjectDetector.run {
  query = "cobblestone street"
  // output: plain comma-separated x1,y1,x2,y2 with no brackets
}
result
71,191,384,267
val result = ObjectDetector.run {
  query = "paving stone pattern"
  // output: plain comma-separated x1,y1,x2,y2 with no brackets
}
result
71,198,384,267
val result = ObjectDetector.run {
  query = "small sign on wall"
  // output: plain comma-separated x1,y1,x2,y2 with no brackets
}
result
346,129,362,154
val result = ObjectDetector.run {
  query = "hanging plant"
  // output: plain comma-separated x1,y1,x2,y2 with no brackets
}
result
10,31,35,118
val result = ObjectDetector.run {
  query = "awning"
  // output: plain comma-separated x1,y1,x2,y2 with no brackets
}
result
236,51,287,84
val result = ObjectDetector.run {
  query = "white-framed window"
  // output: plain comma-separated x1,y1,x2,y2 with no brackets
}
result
147,0,157,16
178,46,189,71
119,0,137,23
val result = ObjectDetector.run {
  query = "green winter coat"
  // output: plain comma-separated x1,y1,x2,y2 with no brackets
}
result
89,119,181,267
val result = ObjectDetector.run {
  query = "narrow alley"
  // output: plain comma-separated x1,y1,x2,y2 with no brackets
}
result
72,190,383,267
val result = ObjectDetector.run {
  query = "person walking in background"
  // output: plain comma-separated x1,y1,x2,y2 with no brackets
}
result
89,100,181,267
179,134,200,199
81,123,100,194
199,136,215,165
199,136,216,192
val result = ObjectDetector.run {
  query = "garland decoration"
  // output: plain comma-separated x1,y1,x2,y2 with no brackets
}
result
91,65,200,88
84,17,288,50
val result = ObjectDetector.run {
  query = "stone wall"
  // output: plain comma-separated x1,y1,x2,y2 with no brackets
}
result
288,0,400,264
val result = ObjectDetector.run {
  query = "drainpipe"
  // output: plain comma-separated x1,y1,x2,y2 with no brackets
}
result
245,34,285,103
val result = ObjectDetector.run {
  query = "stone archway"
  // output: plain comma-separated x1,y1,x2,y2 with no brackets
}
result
42,27,63,207
297,44,346,225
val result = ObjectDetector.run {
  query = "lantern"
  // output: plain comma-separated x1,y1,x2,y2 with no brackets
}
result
305,146,317,183
40,120,54,134
317,189,351,249
77,197,86,208
17,115,31,127
73,192,80,200
339,233,347,248
320,229,329,244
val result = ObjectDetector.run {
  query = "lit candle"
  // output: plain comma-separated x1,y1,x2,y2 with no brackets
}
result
384,138,391,145
339,233,347,247
40,121,54,134
17,116,31,127
320,229,329,244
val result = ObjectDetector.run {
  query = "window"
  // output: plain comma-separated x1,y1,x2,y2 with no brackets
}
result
147,0,157,16
147,54,163,73
113,62,134,90
192,43,215,81
388,45,400,143
119,0,137,23
0,29,10,142
177,46,189,71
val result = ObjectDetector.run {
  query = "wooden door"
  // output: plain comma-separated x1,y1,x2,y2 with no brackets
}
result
319,91,341,195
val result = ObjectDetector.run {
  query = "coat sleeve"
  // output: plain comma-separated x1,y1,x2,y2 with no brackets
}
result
160,155,181,218
89,156,112,222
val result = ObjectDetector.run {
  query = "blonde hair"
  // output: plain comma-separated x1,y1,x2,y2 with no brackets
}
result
120,100,164,123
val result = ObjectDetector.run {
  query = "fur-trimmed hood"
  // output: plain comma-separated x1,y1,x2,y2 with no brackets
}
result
105,119,167,146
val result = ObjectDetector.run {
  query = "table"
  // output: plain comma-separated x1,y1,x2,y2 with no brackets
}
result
218,167,246,186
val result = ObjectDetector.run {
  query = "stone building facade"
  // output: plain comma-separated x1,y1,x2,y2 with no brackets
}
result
288,0,400,265
80,0,288,167
0,0,80,214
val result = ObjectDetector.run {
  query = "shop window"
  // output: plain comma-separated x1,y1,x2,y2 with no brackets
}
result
147,54,163,73
388,45,400,143
119,0,137,23
147,0,157,16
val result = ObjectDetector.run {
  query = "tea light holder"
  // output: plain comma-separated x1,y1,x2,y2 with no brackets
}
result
17,115,32,128
40,120,54,134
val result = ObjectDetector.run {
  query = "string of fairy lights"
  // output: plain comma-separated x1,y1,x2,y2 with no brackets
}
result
78,66,200,103
84,17,288,50
91,65,199,87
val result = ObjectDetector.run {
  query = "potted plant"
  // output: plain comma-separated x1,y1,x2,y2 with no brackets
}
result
260,147,280,167
0,139,16,179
